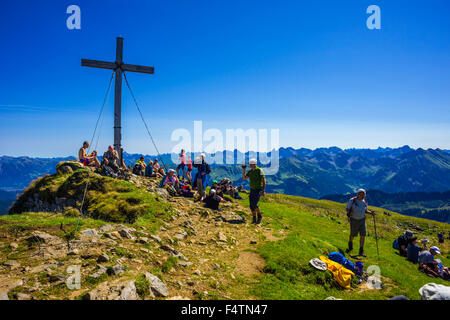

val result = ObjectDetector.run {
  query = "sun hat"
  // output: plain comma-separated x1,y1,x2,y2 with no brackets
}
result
309,258,327,271
430,246,441,255
405,230,414,238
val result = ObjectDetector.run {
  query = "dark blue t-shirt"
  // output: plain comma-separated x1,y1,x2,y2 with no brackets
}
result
407,244,422,263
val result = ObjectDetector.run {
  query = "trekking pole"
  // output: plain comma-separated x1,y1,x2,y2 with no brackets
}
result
372,213,380,260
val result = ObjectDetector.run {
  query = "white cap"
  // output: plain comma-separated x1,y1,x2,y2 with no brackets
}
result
210,189,216,194
249,158,257,165
168,169,175,173
200,153,206,158
357,188,366,194
430,246,441,255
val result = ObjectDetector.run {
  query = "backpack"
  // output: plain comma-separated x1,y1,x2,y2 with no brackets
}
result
392,238,400,250
103,164,118,178
347,196,368,217
328,252,355,272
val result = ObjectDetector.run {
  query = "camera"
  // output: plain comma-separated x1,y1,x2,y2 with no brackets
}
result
241,164,247,169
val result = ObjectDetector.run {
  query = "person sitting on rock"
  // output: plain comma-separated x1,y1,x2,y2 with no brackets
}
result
133,156,146,176
145,160,156,177
102,145,120,174
152,158,165,177
78,141,100,167
163,169,181,195
204,189,224,210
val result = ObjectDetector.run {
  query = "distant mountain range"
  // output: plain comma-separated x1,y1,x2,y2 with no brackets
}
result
2,146,450,220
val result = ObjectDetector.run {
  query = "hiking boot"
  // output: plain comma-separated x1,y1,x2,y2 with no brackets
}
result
251,216,257,224
256,213,263,224
346,241,353,253
359,248,367,257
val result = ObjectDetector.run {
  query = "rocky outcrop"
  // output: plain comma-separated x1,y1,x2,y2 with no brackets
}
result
145,273,169,297
84,280,139,300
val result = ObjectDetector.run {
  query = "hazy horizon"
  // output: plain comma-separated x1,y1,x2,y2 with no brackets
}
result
2,144,449,159
1,1,449,157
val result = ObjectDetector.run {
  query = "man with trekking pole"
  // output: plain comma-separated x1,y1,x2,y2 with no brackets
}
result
345,189,375,257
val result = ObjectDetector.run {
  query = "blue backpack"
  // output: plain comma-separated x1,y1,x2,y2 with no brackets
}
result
328,252,355,272
392,238,400,250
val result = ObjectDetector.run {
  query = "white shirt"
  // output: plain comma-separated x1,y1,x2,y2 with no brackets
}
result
346,198,367,220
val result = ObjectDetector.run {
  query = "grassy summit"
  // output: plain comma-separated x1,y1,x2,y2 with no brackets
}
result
240,194,450,300
9,169,172,225
1,169,449,300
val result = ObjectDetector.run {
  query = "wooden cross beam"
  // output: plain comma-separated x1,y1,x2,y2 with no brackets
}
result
81,37,154,163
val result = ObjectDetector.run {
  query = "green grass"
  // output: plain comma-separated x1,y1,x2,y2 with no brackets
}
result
0,211,105,231
240,193,450,300
9,170,174,225
161,256,178,273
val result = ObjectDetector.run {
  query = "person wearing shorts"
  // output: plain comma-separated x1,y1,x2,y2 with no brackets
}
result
186,156,193,182
345,189,375,257
177,149,187,179
242,158,266,224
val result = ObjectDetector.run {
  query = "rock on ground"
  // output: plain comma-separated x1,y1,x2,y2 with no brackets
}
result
145,273,169,297
84,280,139,300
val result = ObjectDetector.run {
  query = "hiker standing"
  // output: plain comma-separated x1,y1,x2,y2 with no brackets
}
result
152,158,165,177
176,149,187,179
345,189,375,257
193,153,211,201
242,158,266,224
186,156,193,182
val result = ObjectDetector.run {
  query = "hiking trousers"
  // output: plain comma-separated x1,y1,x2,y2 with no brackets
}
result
249,189,262,211
196,177,206,199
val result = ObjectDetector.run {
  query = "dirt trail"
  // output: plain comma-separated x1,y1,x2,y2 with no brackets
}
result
0,175,286,300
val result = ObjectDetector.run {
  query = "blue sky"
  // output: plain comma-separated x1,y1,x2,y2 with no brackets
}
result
1,0,449,157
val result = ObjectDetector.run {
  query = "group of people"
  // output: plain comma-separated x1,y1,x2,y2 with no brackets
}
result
133,156,165,178
77,142,268,225
345,187,449,280
79,142,127,177
394,230,449,281
202,158,266,225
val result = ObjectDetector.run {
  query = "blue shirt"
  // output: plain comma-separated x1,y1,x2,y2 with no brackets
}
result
418,250,434,265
